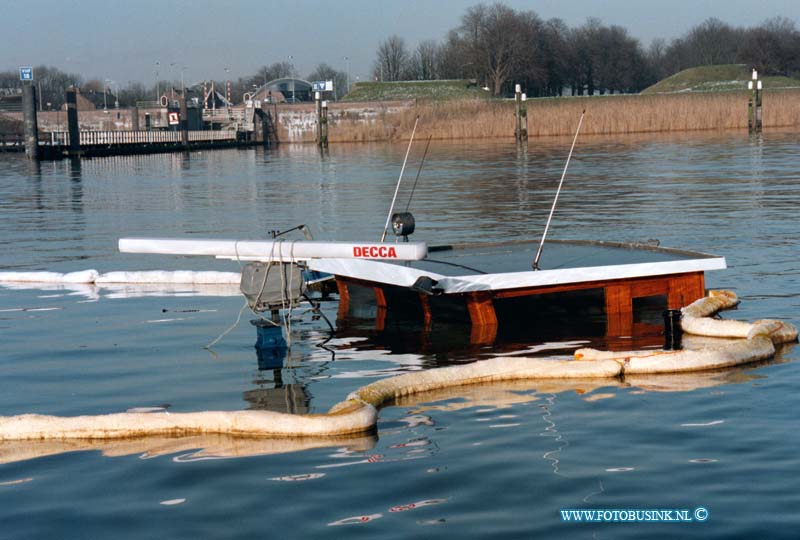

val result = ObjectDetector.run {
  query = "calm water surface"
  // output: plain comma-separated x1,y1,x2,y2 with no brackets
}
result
1,131,799,538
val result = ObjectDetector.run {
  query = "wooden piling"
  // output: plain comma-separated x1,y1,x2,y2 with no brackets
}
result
755,84,763,133
131,106,139,131
748,70,763,134
65,88,81,156
315,91,322,145
179,96,188,146
22,84,39,160
514,84,527,142
320,101,329,148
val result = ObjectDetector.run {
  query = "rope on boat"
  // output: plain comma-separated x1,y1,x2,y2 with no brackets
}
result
0,291,795,441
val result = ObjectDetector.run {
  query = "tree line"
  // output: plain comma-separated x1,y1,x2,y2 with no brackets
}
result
373,3,800,96
2,4,799,107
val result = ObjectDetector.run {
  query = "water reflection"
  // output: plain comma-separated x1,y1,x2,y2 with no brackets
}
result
68,157,83,215
0,432,377,465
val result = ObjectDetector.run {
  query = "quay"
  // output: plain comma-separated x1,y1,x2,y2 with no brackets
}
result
36,129,258,159
7,85,280,160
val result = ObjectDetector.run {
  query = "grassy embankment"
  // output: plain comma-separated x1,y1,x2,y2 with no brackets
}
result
341,79,491,102
327,69,800,141
642,64,800,94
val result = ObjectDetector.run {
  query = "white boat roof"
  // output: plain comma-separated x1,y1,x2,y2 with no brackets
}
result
308,240,727,294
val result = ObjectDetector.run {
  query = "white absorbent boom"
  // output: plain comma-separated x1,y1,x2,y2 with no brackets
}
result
118,238,428,262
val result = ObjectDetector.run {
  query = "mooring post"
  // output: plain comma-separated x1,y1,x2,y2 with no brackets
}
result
748,69,763,134
755,79,763,133
22,84,39,160
315,91,322,145
65,87,81,156
179,95,188,147
520,91,528,141
321,100,329,148
514,84,522,142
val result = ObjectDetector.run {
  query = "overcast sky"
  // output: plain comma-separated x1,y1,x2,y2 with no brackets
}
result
2,0,799,85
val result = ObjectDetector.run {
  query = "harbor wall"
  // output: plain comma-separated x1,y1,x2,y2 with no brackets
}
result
1,108,171,132
272,101,414,143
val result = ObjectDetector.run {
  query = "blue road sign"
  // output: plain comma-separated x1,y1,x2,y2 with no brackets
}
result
19,67,33,81
312,81,326,92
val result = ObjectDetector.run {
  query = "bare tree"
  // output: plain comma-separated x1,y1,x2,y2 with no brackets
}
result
663,18,742,71
118,81,148,107
409,40,440,80
738,17,800,75
536,18,570,96
373,35,409,81
456,3,534,95
686,18,742,65
436,30,472,79
645,38,668,82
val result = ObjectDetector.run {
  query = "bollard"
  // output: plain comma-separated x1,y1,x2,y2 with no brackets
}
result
320,101,329,148
22,85,39,160
65,88,81,156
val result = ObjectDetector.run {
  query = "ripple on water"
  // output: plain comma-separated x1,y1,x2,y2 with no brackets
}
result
1,133,800,539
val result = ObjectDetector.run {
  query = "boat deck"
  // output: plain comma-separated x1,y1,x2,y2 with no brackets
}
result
413,240,702,275
310,240,727,345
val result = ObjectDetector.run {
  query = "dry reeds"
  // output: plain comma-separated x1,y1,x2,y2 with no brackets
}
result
273,90,800,143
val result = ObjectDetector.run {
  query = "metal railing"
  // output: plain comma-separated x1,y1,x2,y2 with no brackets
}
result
49,130,237,146
202,108,246,122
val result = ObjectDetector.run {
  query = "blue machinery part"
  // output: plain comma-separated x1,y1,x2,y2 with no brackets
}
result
252,319,288,370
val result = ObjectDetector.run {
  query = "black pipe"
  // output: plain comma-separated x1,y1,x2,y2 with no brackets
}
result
663,309,683,350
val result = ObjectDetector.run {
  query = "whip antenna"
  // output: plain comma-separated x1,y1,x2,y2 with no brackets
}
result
405,135,433,212
533,110,585,270
380,116,419,242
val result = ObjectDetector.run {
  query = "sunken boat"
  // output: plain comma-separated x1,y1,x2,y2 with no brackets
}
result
118,234,726,347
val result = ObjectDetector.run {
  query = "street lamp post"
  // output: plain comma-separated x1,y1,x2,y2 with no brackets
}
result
344,56,350,94
224,67,231,112
288,55,295,103
154,60,160,101
170,63,175,98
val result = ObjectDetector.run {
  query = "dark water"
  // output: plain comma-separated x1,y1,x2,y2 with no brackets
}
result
0,131,798,538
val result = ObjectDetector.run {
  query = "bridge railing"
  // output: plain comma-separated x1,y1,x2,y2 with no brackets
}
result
49,130,237,146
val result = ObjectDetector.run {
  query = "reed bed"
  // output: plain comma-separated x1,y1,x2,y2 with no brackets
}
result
292,89,800,142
